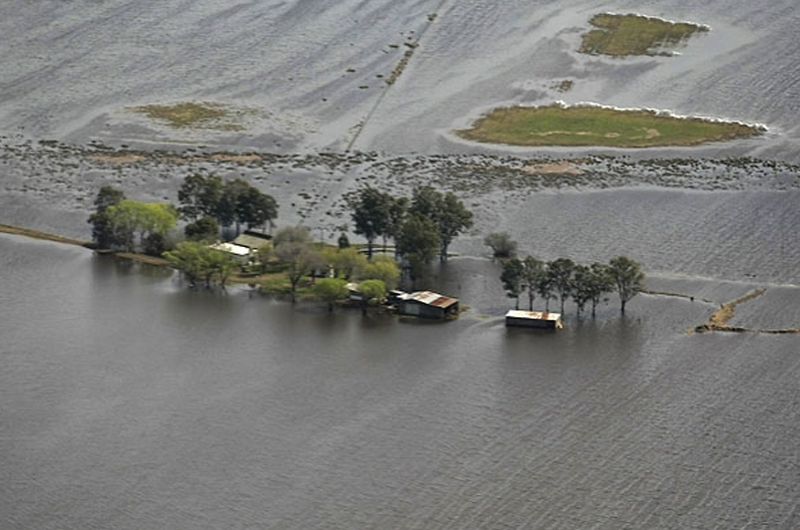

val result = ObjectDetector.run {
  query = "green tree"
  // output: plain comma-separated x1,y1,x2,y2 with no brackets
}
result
87,186,126,249
587,262,615,317
536,267,556,312
484,232,518,258
185,216,220,242
313,278,348,312
548,258,575,314
501,258,525,309
357,279,387,315
571,264,592,316
274,226,323,302
521,256,545,311
163,241,235,288
347,186,391,258
105,200,178,252
178,173,223,222
363,254,401,290
409,186,472,261
395,214,441,283
609,256,645,314
236,185,278,233
328,246,368,280
337,232,350,249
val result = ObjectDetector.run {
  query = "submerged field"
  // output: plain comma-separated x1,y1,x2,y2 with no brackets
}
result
456,104,762,148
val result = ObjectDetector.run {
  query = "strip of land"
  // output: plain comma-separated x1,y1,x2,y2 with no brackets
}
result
579,13,709,57
456,104,762,148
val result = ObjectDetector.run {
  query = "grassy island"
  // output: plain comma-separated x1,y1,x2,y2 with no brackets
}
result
132,102,254,131
455,104,762,148
579,13,709,57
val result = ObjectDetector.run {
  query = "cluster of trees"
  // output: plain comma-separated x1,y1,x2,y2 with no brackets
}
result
87,186,179,254
267,225,400,308
178,173,277,239
500,255,645,316
87,175,278,254
346,185,473,279
163,241,238,288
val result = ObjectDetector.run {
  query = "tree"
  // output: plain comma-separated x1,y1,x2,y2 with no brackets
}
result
571,264,593,316
548,258,575,314
178,173,223,222
313,278,348,312
236,185,278,233
383,196,408,253
536,268,556,312
484,232,517,258
274,226,322,302
337,232,350,249
185,216,220,242
87,186,125,249
328,246,368,281
106,200,179,252
609,256,645,314
587,262,614,317
501,258,525,309
216,179,250,234
435,192,473,261
163,241,236,288
363,254,401,290
347,187,391,258
409,186,472,261
357,279,387,315
395,214,440,283
521,256,545,311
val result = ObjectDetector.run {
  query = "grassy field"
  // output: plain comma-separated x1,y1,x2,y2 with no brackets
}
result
132,102,253,130
579,13,709,56
455,104,762,148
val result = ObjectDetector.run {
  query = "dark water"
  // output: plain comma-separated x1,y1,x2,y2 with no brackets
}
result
2,234,799,529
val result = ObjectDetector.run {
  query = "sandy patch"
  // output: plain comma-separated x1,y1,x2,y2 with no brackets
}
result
91,154,145,163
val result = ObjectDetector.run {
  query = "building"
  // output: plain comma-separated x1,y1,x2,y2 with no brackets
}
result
505,310,563,329
396,291,460,319
231,230,272,251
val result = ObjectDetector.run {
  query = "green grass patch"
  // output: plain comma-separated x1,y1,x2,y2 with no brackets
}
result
579,13,709,57
455,104,762,148
132,102,254,131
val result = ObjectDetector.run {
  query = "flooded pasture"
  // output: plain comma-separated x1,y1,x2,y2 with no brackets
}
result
2,0,800,528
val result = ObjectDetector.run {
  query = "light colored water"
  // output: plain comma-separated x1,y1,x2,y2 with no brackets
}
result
2,235,799,529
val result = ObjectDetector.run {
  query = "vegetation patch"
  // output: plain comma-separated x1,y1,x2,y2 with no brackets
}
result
579,13,709,57
456,104,762,148
132,102,255,131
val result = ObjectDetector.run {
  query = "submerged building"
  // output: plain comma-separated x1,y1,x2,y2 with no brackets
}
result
396,291,460,319
505,310,563,329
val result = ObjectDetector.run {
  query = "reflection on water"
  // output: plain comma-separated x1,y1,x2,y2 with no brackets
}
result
3,234,800,529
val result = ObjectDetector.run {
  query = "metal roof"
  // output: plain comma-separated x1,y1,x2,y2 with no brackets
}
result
505,310,562,321
403,290,459,308
210,242,252,257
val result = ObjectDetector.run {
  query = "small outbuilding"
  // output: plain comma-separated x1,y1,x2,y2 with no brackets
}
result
505,310,563,330
232,230,272,251
396,291,460,319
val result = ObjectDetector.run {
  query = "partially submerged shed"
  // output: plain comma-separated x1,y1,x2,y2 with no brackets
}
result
396,291,459,319
505,310,563,329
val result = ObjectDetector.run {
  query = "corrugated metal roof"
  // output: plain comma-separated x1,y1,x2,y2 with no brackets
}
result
505,310,561,321
406,290,459,308
232,233,272,249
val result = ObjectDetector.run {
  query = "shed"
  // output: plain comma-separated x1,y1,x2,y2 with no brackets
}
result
397,291,459,319
232,230,272,250
505,310,563,329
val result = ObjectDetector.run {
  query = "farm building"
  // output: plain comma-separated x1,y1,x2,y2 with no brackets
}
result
396,291,459,319
231,230,272,251
505,310,563,329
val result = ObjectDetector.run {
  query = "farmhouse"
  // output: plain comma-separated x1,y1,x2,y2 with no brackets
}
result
396,291,459,319
505,310,563,329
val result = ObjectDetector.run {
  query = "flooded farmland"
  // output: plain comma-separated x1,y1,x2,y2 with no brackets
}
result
1,1,799,529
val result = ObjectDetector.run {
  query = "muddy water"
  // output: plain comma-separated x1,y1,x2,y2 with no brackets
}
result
2,234,799,529
3,0,800,527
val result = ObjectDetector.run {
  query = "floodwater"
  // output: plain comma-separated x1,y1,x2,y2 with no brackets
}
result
2,234,800,530
2,0,800,528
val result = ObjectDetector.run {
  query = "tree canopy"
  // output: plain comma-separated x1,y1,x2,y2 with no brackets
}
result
609,256,645,313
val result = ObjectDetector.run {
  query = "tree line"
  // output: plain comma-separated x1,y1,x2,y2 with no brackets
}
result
489,232,645,315
346,185,473,280
88,174,278,254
